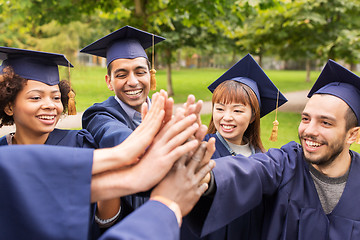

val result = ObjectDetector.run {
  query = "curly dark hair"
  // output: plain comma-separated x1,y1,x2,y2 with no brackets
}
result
0,66,75,128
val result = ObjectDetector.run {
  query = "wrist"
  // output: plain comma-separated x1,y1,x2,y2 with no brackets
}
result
150,195,182,227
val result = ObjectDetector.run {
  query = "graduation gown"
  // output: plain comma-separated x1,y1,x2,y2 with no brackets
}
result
181,133,264,240
82,96,137,148
0,128,98,148
100,200,180,240
0,145,93,240
186,141,360,240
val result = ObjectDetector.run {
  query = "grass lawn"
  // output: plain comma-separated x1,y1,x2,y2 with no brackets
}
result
64,65,360,152
64,66,320,112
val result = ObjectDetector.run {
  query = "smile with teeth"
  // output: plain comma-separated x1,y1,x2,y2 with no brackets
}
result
125,89,143,96
37,115,55,120
305,140,322,148
221,124,235,130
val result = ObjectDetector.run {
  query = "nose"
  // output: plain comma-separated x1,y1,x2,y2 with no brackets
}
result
222,110,233,121
41,98,56,110
301,120,319,137
127,72,139,86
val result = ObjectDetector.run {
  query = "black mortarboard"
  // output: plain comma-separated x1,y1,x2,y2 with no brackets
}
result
0,46,73,85
208,54,287,117
308,59,360,125
80,25,165,67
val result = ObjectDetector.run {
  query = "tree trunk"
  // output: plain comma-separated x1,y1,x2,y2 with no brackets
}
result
165,48,174,96
258,54,263,67
350,63,357,71
306,59,311,82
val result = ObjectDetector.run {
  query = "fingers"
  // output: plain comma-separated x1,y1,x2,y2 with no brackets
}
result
164,97,174,124
166,139,199,162
156,112,196,144
186,142,207,172
195,160,215,185
141,102,148,120
165,122,199,151
194,124,208,142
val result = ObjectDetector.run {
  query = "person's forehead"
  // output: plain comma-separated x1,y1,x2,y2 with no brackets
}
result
110,57,148,69
304,94,349,119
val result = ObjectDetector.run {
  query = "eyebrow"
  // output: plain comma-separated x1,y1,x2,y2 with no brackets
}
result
215,103,246,107
302,112,336,122
26,89,60,94
113,65,148,75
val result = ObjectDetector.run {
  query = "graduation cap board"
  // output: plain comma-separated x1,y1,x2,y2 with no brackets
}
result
0,46,73,86
80,25,165,67
208,53,288,118
308,59,360,126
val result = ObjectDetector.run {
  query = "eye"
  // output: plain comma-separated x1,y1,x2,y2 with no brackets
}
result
136,70,147,76
322,121,332,126
30,96,41,100
301,116,309,122
215,107,224,112
115,73,127,78
53,96,61,101
234,109,244,113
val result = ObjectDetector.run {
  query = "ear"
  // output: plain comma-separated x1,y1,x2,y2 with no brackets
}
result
346,126,359,144
4,104,14,116
105,74,114,91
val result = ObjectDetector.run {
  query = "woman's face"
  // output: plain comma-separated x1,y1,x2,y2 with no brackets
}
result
8,80,63,137
212,101,253,145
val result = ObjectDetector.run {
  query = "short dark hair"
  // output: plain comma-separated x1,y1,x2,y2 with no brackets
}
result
345,106,358,131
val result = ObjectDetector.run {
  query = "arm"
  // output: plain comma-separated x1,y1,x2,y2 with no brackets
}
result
185,146,292,237
99,137,216,240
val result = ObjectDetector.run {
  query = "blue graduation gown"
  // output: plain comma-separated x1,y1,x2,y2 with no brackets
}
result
0,145,93,239
0,128,98,149
181,133,264,240
82,96,151,223
186,141,360,239
82,96,137,148
100,200,180,240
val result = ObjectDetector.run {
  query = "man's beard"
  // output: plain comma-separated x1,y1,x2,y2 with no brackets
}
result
299,134,345,167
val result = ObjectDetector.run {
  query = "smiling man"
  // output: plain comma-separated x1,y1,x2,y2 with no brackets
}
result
185,59,360,239
81,25,165,148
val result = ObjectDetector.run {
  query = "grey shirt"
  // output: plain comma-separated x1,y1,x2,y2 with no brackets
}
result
308,160,350,214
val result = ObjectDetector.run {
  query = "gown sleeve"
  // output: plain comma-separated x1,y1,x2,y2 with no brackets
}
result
0,145,93,240
185,141,299,237
82,97,135,148
100,200,180,240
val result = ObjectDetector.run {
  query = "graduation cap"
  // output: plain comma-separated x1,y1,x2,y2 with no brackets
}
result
80,25,165,67
308,59,360,126
208,54,287,118
0,46,73,86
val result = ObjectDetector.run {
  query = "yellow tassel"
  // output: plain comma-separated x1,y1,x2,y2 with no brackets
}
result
67,90,77,115
269,120,279,142
150,68,156,90
356,128,360,144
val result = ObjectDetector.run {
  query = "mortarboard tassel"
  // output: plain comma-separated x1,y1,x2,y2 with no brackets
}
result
269,90,280,142
150,33,156,91
67,62,77,115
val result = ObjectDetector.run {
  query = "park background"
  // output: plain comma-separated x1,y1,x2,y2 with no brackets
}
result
1,0,360,151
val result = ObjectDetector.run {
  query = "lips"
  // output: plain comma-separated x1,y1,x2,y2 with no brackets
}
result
125,89,143,96
37,115,56,120
220,124,236,133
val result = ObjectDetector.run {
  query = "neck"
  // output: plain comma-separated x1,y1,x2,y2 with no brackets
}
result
13,129,49,145
311,149,351,178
